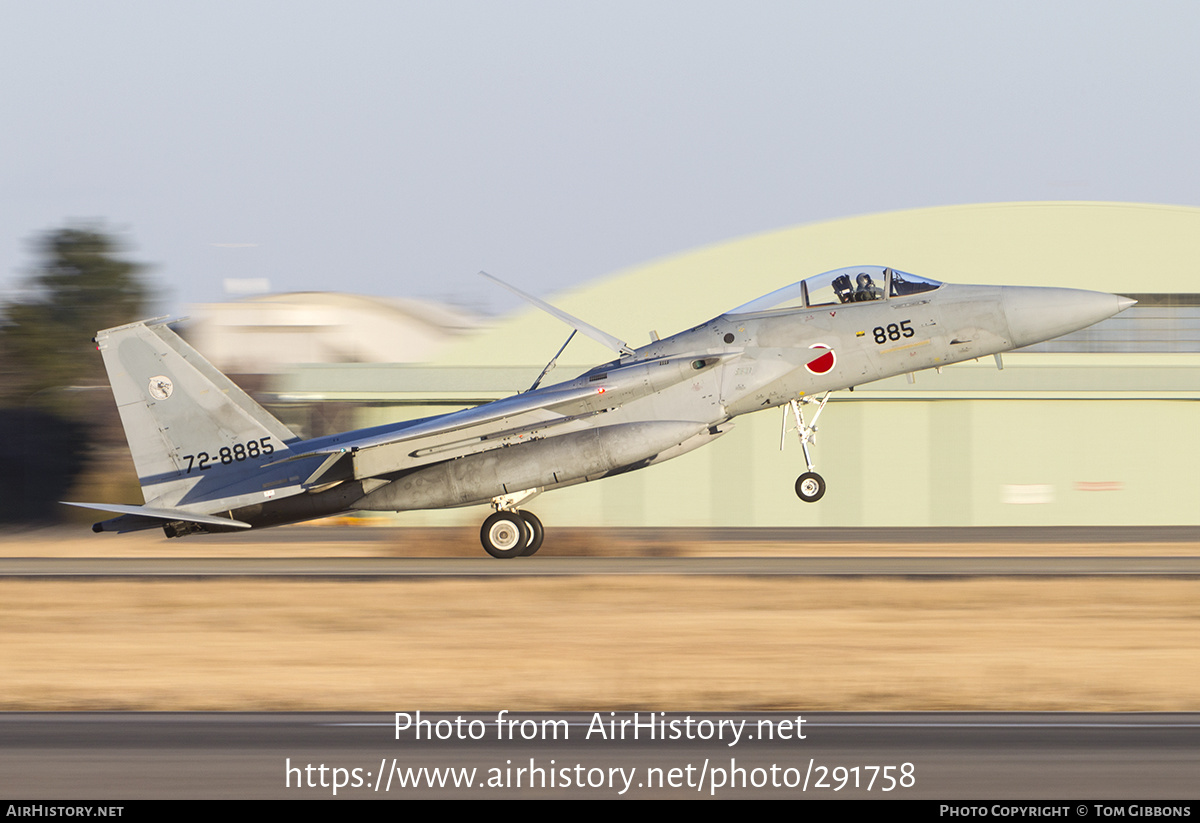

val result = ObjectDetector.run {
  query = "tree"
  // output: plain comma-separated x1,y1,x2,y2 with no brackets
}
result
0,225,152,521
0,225,151,419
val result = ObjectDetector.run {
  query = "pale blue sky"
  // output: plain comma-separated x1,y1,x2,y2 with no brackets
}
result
2,1,1197,315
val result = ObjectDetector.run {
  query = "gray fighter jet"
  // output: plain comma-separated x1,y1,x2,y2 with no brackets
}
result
67,266,1134,557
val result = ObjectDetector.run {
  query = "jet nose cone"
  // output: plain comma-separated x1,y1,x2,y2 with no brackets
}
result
1003,287,1132,349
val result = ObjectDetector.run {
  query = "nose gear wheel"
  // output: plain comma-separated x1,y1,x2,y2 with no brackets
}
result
795,471,826,502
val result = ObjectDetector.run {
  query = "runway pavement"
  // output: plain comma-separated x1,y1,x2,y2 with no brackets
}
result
2,712,1197,799
135,525,1200,544
3,555,1200,577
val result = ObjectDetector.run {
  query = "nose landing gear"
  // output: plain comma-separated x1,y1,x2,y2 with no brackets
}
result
783,392,832,503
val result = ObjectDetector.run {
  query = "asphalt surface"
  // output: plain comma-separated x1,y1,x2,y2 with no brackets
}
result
16,524,1200,546
3,555,1200,578
2,712,1197,799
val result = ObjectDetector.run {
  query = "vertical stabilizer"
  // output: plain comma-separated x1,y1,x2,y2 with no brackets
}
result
94,319,299,506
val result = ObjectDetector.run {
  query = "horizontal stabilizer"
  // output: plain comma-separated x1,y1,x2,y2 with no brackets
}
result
62,501,252,528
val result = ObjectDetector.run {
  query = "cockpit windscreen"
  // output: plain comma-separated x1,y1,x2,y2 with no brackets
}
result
727,266,942,314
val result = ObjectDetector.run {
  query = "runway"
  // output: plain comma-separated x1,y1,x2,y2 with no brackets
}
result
4,555,1200,577
2,712,1197,799
5,530,1198,774
33,524,1200,544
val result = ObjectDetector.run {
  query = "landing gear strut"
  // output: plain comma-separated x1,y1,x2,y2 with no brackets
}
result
782,392,831,503
480,490,545,558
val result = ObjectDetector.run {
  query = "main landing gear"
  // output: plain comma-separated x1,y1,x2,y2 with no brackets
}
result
480,491,544,558
782,392,831,503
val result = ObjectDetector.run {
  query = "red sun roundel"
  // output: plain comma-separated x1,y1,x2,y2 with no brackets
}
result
805,344,836,375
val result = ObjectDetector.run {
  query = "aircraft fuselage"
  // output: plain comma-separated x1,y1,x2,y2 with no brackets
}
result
348,282,1129,513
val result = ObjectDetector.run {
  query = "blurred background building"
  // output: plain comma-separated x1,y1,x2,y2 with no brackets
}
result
187,292,480,375
180,201,1199,529
185,292,481,443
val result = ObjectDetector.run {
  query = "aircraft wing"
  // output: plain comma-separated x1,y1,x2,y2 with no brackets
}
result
269,381,619,486
262,351,729,488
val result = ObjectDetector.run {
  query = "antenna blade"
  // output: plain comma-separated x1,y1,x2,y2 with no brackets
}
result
480,271,633,355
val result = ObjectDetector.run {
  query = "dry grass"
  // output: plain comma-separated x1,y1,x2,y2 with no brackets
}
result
2,576,1198,712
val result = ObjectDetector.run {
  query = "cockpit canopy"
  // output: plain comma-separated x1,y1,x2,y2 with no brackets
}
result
727,266,942,314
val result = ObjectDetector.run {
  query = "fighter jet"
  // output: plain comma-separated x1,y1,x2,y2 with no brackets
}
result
66,266,1134,557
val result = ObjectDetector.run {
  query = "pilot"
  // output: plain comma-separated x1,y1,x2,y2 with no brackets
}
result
855,272,883,301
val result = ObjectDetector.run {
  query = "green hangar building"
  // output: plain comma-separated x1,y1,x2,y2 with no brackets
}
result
271,201,1200,529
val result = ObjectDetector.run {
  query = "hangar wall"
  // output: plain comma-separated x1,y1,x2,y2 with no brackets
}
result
328,358,1198,528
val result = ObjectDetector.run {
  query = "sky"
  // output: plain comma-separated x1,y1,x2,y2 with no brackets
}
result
1,1,1198,317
